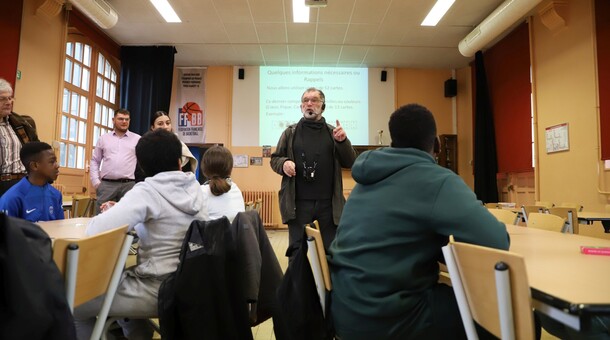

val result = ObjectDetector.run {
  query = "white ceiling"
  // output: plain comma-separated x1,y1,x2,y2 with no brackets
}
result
104,0,506,69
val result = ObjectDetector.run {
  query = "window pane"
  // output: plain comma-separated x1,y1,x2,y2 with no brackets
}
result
74,42,82,62
73,64,82,88
78,121,86,144
94,126,100,145
79,96,88,119
107,110,114,128
96,76,103,97
101,106,108,126
70,93,79,116
59,142,67,167
66,42,73,57
62,89,70,113
105,60,111,78
102,80,109,101
69,118,77,142
60,115,68,140
109,83,116,104
83,45,91,67
81,67,90,91
111,70,117,82
77,146,85,169
98,54,104,74
64,59,72,83
95,103,101,124
68,144,76,168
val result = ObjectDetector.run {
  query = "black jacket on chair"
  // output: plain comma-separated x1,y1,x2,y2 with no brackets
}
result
0,213,76,340
158,216,252,340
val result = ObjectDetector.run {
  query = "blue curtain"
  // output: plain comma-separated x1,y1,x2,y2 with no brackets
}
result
119,46,176,135
473,51,499,203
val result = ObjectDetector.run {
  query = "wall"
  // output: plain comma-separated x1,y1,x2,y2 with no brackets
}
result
532,0,609,239
14,0,65,143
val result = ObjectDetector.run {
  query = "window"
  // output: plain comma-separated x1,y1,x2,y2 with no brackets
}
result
60,35,118,170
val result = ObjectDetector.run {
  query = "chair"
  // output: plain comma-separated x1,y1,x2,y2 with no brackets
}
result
53,225,134,340
253,198,262,214
557,202,583,212
535,201,554,209
485,203,500,209
245,201,254,211
305,222,331,317
546,207,579,233
526,212,566,232
520,205,545,224
71,195,96,218
442,239,535,340
487,208,520,225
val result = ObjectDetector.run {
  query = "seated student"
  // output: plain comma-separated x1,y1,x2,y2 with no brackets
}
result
328,103,510,340
74,129,208,340
0,141,63,222
200,145,245,223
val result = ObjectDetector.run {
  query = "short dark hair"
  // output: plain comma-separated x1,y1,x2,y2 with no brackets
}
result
201,145,233,196
388,103,437,152
150,110,170,127
115,108,130,116
136,129,181,177
20,142,53,173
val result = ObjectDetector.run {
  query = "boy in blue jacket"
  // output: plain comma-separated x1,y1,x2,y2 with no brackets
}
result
0,141,63,222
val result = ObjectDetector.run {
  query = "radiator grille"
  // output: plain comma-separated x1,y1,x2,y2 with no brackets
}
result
242,190,276,228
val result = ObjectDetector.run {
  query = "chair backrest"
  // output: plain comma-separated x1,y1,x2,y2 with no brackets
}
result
442,240,534,340
305,223,331,318
245,201,254,211
520,205,545,224
557,202,583,212
305,224,331,291
485,203,500,209
526,212,566,232
535,201,554,209
487,208,519,225
546,207,578,233
71,196,95,218
253,198,262,213
52,224,131,309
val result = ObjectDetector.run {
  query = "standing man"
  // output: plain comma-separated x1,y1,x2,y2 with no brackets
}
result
0,78,39,197
271,87,356,254
90,109,140,214
328,104,510,339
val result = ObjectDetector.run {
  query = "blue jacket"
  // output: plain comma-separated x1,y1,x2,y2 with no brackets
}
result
0,177,64,222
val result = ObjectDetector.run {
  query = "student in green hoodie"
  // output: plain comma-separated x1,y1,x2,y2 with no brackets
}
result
328,103,510,340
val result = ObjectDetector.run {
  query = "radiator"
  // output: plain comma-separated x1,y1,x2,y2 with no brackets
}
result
242,190,277,228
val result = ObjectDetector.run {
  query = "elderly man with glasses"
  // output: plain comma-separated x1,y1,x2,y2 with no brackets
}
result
271,87,356,261
0,78,39,197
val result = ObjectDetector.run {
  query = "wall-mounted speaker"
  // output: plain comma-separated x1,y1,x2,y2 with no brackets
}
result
444,78,457,97
381,70,387,82
238,68,245,80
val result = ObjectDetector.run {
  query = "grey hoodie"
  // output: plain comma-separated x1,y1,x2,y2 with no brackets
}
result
87,171,208,278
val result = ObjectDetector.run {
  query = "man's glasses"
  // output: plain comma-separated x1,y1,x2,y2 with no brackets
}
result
0,96,14,103
302,98,322,104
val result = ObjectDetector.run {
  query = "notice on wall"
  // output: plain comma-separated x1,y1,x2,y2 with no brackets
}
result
176,68,206,144
545,123,569,153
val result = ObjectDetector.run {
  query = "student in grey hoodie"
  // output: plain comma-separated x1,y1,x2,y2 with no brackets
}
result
74,129,209,340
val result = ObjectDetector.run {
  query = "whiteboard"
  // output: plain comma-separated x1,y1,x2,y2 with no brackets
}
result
545,123,569,153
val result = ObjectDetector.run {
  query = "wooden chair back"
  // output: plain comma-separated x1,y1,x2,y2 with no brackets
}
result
520,205,545,224
535,201,554,209
526,212,566,232
245,201,254,211
305,222,331,317
442,240,535,340
487,208,519,225
546,207,579,233
253,198,262,213
71,196,95,218
53,224,130,308
485,203,500,209
557,202,583,212
305,224,331,291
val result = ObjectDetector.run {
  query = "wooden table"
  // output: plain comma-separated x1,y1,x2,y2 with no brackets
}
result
37,217,90,240
578,211,610,233
507,224,610,331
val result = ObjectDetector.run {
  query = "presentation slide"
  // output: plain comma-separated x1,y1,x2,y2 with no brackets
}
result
259,66,369,146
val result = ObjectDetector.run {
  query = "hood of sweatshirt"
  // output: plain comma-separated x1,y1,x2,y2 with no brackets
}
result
351,147,436,185
142,171,204,216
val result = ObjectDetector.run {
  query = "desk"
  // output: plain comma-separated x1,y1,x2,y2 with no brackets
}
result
37,217,90,240
507,225,610,331
578,211,610,233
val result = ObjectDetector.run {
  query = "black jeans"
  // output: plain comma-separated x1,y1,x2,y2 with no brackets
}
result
287,199,336,257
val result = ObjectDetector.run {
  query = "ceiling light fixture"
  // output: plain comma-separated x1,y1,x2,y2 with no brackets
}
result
293,0,310,23
150,0,181,23
421,0,455,26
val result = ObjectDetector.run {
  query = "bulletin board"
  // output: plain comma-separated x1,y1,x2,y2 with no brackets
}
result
545,123,569,153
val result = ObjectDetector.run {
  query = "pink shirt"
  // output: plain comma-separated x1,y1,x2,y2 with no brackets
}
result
90,130,141,188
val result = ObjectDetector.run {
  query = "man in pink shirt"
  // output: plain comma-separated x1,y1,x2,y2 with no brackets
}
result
90,109,141,214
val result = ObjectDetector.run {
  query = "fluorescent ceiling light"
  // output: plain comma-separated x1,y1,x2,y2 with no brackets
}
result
150,0,182,23
421,0,455,26
293,0,310,23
